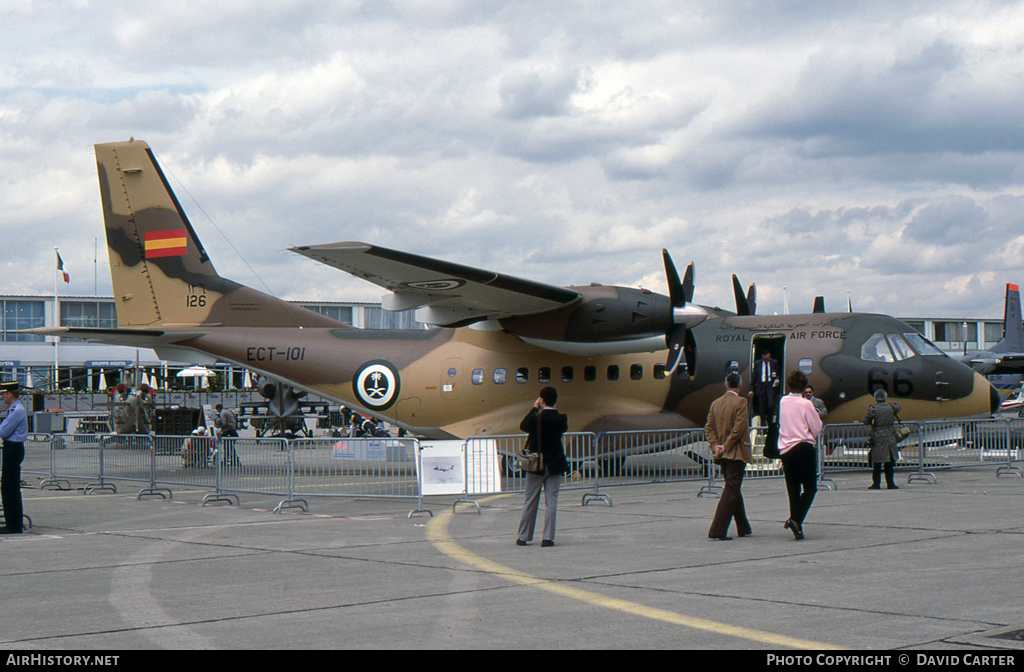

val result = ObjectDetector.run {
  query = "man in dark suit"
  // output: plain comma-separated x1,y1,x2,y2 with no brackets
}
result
749,349,781,425
706,373,753,540
516,386,569,547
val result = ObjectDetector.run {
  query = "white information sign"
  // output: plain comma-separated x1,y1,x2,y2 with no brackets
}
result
418,440,466,496
417,440,503,496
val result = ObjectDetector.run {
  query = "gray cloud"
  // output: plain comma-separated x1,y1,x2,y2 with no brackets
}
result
1,1,1023,323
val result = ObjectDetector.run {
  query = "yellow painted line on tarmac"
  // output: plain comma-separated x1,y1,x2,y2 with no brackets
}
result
426,496,842,650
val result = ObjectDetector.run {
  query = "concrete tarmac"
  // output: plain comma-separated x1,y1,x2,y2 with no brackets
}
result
1,459,1022,651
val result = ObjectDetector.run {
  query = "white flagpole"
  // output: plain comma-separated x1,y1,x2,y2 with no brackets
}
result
54,247,60,389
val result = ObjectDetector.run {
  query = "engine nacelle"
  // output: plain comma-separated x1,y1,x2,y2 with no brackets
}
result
498,285,679,354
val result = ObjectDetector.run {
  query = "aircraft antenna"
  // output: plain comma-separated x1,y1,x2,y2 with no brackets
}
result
152,151,281,300
959,287,1001,320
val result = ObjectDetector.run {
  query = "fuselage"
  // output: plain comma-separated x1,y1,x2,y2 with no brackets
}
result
178,309,998,439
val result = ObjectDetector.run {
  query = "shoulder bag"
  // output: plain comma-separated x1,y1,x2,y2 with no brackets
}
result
514,412,546,474
893,408,912,442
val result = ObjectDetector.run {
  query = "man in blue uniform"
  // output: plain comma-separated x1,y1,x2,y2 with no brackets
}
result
0,382,27,534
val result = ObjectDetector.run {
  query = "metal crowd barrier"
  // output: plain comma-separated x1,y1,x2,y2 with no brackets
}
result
818,417,1024,486
23,417,1023,517
289,435,419,499
463,429,718,508
38,434,421,513
457,433,599,511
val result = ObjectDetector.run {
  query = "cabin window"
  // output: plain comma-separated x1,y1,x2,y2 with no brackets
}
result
630,364,643,380
516,367,529,383
584,365,596,382
607,365,620,381
886,334,915,361
447,368,457,378
654,364,666,380
494,368,506,384
860,333,894,363
539,367,551,383
472,369,484,385
798,358,813,375
561,366,574,383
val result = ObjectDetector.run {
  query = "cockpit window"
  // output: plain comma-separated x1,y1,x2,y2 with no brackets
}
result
886,334,916,361
903,332,945,356
861,333,895,362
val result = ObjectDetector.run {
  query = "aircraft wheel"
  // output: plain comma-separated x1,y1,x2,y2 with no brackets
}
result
502,455,520,476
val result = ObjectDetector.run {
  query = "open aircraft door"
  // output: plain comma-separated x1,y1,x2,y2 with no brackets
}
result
751,334,786,375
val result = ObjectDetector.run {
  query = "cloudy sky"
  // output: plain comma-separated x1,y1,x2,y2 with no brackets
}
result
3,0,1024,321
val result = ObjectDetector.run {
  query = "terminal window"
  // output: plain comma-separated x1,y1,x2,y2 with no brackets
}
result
3,300,44,342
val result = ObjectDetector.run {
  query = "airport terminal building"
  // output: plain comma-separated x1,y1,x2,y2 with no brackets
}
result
0,293,1015,391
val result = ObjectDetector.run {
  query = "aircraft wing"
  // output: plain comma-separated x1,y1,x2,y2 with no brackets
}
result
291,242,581,326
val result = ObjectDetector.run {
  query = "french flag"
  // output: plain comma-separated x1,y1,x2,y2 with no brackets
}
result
57,251,69,283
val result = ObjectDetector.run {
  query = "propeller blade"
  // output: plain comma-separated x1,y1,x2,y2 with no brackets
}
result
732,275,757,316
663,250,702,377
813,296,825,314
665,325,686,376
682,262,694,305
662,249,684,307
733,275,750,315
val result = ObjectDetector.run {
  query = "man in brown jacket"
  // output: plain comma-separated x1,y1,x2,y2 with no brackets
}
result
705,373,753,540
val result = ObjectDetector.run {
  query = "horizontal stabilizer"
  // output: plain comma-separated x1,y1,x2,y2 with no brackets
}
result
20,327,208,349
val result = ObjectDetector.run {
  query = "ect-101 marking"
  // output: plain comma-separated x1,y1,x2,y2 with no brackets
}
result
246,346,307,362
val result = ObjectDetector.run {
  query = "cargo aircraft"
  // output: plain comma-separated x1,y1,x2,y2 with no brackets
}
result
31,140,1000,439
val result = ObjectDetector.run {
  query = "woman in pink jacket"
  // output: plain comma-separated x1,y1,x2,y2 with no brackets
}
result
778,370,823,540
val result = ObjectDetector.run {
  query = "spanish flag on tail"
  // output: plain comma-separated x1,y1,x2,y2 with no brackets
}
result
144,229,188,258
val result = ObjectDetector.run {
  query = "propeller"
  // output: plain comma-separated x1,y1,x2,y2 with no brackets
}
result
663,249,707,377
732,275,757,316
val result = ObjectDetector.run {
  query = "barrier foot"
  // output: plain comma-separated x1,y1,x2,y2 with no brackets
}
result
995,465,1023,478
203,493,240,506
138,487,172,500
819,476,838,492
84,482,117,494
452,498,480,514
908,472,937,485
697,484,722,498
407,508,433,518
273,498,309,514
582,491,613,507
39,479,71,491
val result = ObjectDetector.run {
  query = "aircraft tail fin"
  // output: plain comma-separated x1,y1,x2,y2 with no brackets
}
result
95,140,340,329
989,283,1023,354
